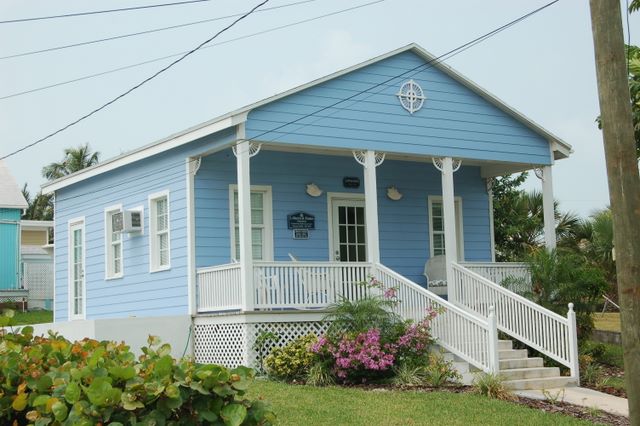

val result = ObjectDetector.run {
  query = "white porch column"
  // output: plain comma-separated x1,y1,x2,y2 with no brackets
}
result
356,150,384,264
233,125,261,311
434,157,460,288
538,166,557,250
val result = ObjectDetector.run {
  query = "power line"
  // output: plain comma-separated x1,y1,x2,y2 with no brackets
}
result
0,0,315,61
38,1,559,204
0,0,215,25
0,0,385,101
0,0,271,161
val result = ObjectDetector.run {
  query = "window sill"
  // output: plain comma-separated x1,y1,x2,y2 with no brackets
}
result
150,265,171,274
105,274,124,281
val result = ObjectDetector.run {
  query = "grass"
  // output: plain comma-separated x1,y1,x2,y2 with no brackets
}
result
593,312,621,332
247,380,597,426
10,310,52,325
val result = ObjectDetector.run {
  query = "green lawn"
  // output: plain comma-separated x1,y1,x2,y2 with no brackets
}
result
11,310,52,325
247,380,597,426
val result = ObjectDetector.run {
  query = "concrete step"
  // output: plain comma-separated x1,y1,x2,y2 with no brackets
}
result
499,357,544,370
499,367,560,381
503,376,573,391
498,340,513,350
498,349,529,360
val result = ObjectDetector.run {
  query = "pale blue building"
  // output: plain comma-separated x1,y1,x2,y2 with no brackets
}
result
42,45,580,387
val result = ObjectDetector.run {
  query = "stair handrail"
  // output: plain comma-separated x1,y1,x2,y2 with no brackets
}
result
373,263,499,373
451,262,579,381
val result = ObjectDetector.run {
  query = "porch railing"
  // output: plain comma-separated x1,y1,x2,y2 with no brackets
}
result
459,262,531,294
197,263,242,312
253,261,370,310
450,262,579,380
373,264,498,373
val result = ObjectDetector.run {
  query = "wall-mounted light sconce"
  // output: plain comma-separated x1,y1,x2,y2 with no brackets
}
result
306,183,323,197
386,186,403,201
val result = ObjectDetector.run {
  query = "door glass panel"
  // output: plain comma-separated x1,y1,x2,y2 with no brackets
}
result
71,225,84,317
334,202,366,262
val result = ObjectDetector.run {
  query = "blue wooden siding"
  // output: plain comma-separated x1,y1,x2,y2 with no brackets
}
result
53,128,235,321
246,51,552,165
194,150,491,285
0,208,21,290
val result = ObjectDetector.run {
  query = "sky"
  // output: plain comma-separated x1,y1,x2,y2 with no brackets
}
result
0,0,638,218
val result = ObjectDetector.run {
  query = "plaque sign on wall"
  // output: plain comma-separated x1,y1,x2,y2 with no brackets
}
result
342,177,360,188
287,212,315,230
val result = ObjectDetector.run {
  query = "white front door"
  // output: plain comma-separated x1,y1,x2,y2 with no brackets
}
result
330,197,367,262
69,220,85,320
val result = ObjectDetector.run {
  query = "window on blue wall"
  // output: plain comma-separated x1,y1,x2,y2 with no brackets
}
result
428,197,464,260
149,191,171,272
105,205,123,279
230,186,273,261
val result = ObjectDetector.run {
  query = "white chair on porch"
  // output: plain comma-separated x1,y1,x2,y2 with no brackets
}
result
236,257,281,310
288,253,330,307
424,255,447,297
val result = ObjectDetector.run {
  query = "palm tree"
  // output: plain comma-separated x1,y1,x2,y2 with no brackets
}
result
42,143,99,180
21,183,53,221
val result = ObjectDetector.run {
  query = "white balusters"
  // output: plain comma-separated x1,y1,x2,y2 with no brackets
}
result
451,263,578,379
197,263,243,312
374,263,496,373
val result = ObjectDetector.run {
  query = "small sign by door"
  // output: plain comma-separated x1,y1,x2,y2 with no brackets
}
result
343,177,360,188
293,229,309,240
287,211,315,229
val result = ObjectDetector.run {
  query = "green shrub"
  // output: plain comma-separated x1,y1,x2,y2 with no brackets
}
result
423,353,461,388
264,334,318,381
0,325,275,425
306,363,335,387
472,373,515,401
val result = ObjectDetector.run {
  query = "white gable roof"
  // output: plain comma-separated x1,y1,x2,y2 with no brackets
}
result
42,43,572,194
0,160,28,209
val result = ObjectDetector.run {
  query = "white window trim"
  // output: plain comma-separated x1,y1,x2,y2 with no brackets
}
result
228,184,274,262
68,216,86,321
104,204,124,280
427,196,465,260
149,190,171,273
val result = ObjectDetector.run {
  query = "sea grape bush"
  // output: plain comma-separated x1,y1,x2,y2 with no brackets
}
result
0,323,275,425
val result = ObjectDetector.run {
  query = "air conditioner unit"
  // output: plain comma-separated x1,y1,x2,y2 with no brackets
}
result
123,210,143,233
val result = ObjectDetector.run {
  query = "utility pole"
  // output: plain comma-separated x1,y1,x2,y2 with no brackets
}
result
590,1,640,423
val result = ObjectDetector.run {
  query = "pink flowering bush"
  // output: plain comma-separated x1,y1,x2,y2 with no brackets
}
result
308,277,442,383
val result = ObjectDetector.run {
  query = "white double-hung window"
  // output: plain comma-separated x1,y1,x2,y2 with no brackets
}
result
230,185,273,261
149,191,171,272
428,196,464,260
105,205,123,279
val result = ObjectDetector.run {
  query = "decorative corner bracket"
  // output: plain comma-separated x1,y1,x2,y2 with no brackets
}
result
534,167,544,181
232,141,262,158
353,150,385,167
432,157,462,172
189,156,202,176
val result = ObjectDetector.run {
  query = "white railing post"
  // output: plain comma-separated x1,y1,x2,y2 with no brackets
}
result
488,305,500,374
567,303,580,384
234,127,258,311
538,166,557,250
354,150,384,264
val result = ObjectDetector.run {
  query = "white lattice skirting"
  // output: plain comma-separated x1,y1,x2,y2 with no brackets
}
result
193,312,329,369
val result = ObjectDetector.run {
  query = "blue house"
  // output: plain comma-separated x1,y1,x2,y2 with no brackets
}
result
0,161,28,290
42,44,579,389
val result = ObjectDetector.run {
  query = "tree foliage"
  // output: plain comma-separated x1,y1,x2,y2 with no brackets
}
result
492,173,579,261
42,143,100,181
21,184,53,221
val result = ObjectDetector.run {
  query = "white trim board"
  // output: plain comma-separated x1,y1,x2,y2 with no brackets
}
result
41,44,571,195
